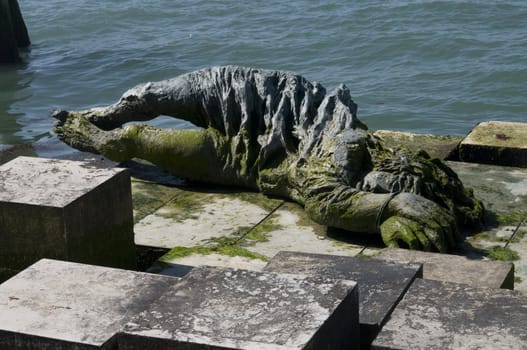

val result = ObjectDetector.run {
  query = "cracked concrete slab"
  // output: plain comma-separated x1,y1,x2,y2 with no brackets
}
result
448,161,527,293
134,188,282,249
449,161,527,216
239,202,364,259
131,180,183,224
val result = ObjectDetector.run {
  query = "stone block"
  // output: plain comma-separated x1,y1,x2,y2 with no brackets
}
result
120,266,360,350
375,248,514,289
371,278,527,350
0,259,359,349
0,259,180,349
458,121,527,167
263,251,422,347
373,130,461,160
0,156,135,270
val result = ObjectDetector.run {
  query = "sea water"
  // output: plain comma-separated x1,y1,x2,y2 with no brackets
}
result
1,0,526,157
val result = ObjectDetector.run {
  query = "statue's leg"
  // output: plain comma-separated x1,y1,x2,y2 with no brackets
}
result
54,113,248,187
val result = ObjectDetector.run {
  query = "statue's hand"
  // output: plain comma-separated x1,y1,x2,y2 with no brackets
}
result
380,193,459,252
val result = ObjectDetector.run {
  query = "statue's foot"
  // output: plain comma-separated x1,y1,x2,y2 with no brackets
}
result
53,110,133,162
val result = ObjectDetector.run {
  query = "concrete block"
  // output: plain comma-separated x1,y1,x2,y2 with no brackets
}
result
120,266,360,350
375,248,514,289
263,251,422,347
0,259,180,349
459,121,527,167
373,130,461,160
1,259,359,349
0,156,135,270
372,278,527,350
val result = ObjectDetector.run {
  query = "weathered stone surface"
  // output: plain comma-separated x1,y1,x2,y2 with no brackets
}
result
0,259,179,349
0,260,359,349
448,160,527,216
131,179,183,224
241,202,363,259
264,251,422,347
151,252,268,276
372,278,527,350
459,121,527,167
447,161,527,293
0,156,135,270
375,248,514,289
121,266,360,350
373,130,461,160
134,187,282,249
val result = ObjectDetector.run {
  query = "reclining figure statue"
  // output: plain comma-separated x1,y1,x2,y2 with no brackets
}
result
53,66,483,252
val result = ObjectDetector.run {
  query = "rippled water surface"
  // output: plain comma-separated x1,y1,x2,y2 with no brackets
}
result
1,1,526,156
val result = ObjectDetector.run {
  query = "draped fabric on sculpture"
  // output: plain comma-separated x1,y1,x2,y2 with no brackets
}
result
133,66,366,175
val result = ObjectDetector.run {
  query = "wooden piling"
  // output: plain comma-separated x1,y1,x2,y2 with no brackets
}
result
0,0,30,63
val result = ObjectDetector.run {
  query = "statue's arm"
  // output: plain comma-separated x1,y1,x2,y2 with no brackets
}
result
302,183,458,252
52,70,221,130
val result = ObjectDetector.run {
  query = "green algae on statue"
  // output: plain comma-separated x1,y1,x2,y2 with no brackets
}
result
53,66,483,252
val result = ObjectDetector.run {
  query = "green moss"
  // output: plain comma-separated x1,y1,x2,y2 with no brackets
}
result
166,190,205,213
159,241,269,263
373,130,462,160
514,276,522,284
217,191,282,212
470,232,492,241
243,221,283,243
380,216,430,251
498,210,527,225
131,182,180,223
470,231,517,243
215,245,268,261
485,246,520,261
159,246,210,261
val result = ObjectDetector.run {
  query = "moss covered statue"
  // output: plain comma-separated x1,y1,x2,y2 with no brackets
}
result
53,66,483,252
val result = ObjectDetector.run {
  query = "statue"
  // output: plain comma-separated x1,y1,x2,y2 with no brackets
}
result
53,66,483,252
